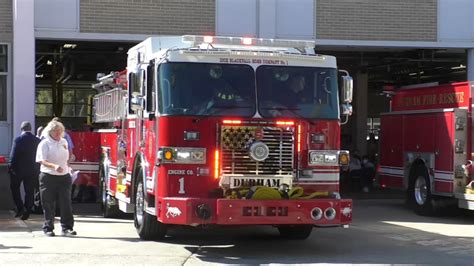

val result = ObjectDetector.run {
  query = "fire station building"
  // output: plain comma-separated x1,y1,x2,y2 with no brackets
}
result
1,0,474,157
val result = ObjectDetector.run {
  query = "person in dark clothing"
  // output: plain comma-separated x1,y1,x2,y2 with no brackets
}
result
361,155,376,193
31,126,45,214
267,75,308,117
284,75,307,107
8,121,41,220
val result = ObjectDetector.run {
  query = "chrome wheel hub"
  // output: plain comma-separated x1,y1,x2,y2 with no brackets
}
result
135,182,144,226
414,176,428,205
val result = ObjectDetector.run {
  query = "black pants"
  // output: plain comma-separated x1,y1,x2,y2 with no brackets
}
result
39,172,74,232
9,173,34,214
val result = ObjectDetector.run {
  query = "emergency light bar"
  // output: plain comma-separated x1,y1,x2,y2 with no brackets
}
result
182,35,316,52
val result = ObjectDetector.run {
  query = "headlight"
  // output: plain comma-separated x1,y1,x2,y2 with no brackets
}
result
158,147,206,164
309,150,341,166
310,152,325,164
325,154,337,163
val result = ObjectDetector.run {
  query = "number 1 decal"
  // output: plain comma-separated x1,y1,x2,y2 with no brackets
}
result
178,177,185,194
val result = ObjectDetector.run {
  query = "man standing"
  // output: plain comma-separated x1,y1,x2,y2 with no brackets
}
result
8,121,41,220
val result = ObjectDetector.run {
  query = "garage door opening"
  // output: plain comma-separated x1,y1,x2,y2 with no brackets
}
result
35,40,137,130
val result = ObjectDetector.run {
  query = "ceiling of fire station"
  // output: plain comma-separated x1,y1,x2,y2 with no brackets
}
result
35,40,137,85
35,40,467,90
316,46,467,88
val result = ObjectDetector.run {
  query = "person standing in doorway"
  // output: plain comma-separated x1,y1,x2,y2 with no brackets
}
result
36,120,76,237
36,126,44,139
367,132,379,163
32,125,45,214
8,121,41,220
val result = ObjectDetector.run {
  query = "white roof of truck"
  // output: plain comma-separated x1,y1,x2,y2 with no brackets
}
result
127,35,336,68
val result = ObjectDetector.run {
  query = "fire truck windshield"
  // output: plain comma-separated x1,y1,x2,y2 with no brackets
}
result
257,66,339,119
158,63,339,119
158,62,256,116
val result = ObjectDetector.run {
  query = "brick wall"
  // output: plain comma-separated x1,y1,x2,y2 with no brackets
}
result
316,0,437,41
0,0,12,42
80,0,215,35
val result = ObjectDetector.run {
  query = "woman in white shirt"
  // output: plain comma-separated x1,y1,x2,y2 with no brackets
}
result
36,120,76,237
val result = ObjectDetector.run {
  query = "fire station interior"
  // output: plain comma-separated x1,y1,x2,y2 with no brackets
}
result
35,40,468,155
319,47,468,155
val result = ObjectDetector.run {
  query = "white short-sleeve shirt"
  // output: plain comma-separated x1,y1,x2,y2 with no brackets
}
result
36,137,70,175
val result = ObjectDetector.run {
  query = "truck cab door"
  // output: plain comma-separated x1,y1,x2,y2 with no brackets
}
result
128,68,146,159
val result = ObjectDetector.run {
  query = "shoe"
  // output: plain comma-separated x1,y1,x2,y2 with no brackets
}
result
32,206,43,214
44,231,55,237
14,209,23,218
20,212,30,220
62,229,77,236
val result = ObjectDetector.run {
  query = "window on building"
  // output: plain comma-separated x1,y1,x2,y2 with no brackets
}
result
35,86,96,117
0,76,6,121
35,88,53,117
0,44,7,121
367,117,380,140
0,45,6,72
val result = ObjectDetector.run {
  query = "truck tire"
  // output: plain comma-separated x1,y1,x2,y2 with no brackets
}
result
100,168,120,218
134,178,167,240
409,166,435,216
277,225,313,240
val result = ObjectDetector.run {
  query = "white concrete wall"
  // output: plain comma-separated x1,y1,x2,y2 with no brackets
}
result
13,0,35,138
34,0,79,32
438,0,474,42
216,0,314,39
216,0,257,37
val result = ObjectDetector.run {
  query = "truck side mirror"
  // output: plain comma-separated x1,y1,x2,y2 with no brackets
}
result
129,70,145,112
341,75,353,103
339,70,353,124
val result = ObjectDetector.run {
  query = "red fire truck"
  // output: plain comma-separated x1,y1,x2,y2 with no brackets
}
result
92,35,354,240
379,82,474,215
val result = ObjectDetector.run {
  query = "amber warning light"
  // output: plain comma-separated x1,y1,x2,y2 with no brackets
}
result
276,121,294,126
223,119,242,124
214,150,220,179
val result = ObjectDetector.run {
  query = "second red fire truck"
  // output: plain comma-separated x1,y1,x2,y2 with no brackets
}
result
92,35,354,240
379,82,474,215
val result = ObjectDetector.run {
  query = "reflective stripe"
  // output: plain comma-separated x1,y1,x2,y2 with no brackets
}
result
434,171,453,180
379,166,404,176
70,163,99,172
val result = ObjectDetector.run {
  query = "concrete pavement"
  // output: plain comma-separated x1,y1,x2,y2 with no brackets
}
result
0,160,404,234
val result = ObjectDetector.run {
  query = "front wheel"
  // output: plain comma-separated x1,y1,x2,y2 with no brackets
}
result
410,167,435,216
134,178,167,240
277,225,313,240
100,169,120,218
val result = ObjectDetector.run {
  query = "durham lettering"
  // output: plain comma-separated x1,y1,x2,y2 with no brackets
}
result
233,178,281,187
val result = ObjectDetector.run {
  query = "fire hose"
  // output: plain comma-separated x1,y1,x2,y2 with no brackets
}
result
226,186,332,200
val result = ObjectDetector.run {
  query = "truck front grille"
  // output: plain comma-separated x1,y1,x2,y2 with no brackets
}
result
220,125,294,176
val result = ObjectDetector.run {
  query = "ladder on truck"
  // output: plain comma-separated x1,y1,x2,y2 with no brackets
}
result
91,71,127,123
